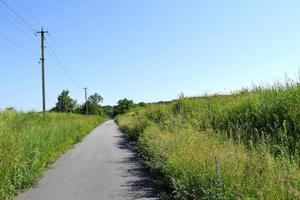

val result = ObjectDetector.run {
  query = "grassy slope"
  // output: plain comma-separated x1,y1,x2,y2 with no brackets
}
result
117,85,300,199
0,112,106,200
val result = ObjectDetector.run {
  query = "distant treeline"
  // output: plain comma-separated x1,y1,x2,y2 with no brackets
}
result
49,90,146,118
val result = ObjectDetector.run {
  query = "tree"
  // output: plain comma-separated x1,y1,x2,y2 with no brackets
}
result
113,98,134,116
78,93,104,115
51,90,77,112
88,93,103,105
137,102,146,107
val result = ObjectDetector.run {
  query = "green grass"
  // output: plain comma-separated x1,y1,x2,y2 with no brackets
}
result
117,83,300,199
0,112,106,200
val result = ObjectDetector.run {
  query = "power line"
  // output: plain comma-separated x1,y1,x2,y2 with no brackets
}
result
46,41,83,89
0,0,85,112
0,0,86,104
46,48,79,86
0,14,36,42
0,41,36,61
0,33,37,56
17,1,42,28
0,0,35,33
45,40,83,89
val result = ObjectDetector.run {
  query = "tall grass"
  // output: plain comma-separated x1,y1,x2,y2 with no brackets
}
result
117,82,300,199
0,112,106,200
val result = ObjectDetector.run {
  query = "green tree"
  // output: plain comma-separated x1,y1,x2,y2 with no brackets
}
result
79,93,104,115
113,98,134,116
88,93,103,105
51,90,77,112
137,102,146,107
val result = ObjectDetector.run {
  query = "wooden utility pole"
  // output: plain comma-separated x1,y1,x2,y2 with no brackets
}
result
84,87,88,115
36,27,48,116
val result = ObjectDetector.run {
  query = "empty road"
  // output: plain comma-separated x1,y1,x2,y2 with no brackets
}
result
15,120,158,200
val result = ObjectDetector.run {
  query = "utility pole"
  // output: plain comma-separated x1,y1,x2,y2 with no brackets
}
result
36,27,48,116
84,87,88,115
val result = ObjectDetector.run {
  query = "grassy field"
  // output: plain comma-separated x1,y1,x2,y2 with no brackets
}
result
117,83,300,199
0,112,106,200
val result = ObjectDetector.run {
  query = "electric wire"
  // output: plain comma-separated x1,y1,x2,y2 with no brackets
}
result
45,40,83,89
17,0,42,28
0,41,36,61
0,0,85,91
0,32,37,57
0,0,36,33
0,13,36,41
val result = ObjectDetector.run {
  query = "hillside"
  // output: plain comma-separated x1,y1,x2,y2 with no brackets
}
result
117,83,300,199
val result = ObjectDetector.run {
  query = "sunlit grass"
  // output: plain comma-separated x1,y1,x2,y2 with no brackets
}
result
117,81,300,199
0,112,106,200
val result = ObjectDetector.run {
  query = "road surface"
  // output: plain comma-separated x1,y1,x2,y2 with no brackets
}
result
15,120,158,200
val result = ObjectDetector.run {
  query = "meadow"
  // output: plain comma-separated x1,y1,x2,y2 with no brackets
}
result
0,112,106,200
117,82,300,199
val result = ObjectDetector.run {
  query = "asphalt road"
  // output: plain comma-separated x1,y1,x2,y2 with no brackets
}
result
15,120,158,200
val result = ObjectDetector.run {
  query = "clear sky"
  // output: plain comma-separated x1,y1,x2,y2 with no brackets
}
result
0,0,300,111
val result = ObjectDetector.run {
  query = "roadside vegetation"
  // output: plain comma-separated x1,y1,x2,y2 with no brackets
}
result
0,89,108,200
117,80,300,199
0,112,106,200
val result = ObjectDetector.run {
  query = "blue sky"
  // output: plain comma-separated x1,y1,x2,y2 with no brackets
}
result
0,0,300,111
